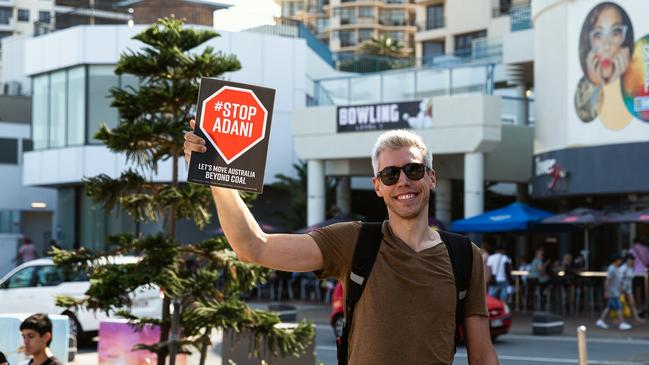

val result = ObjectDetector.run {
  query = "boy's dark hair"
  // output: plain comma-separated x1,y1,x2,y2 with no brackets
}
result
610,254,623,263
20,313,53,346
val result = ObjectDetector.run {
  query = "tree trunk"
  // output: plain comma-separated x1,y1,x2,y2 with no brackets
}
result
199,331,210,365
157,296,171,365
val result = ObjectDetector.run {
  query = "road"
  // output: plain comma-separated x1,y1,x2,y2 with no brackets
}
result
73,303,649,365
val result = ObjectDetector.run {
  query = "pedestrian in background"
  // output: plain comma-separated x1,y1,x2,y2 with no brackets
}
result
486,244,512,302
15,237,38,266
596,255,632,330
527,248,548,310
620,254,645,323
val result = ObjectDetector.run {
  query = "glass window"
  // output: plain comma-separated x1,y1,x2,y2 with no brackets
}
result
32,75,49,150
358,6,373,18
422,41,445,65
359,29,373,43
337,30,355,47
22,139,33,153
49,70,66,148
334,8,354,24
120,73,139,91
36,266,64,286
316,18,329,33
0,210,20,234
454,30,487,55
6,267,37,288
57,187,76,250
426,4,444,29
0,9,11,25
379,10,405,26
17,9,29,22
38,11,51,24
387,31,405,41
0,138,18,164
80,187,135,252
87,66,118,144
67,66,86,145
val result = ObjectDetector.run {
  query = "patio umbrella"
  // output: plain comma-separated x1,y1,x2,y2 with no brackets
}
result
541,208,608,270
450,202,553,233
606,208,649,223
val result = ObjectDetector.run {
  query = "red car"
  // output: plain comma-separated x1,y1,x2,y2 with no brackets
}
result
329,282,512,340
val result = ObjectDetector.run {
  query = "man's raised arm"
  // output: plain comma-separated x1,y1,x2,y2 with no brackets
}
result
184,120,324,273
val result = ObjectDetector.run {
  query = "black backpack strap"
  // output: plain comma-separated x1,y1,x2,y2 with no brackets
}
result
438,230,473,350
337,221,383,365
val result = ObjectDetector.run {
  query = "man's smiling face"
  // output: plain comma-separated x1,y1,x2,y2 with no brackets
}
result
372,146,435,220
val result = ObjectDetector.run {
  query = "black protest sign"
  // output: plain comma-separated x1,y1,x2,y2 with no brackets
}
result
188,78,275,193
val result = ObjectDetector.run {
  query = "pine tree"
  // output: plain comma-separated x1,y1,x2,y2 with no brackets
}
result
53,17,314,365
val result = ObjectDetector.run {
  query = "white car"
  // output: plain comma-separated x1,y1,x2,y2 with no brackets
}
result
0,256,163,355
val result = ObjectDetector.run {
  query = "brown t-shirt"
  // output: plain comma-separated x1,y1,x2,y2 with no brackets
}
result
309,221,488,365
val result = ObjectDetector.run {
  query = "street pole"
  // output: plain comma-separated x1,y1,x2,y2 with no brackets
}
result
577,325,587,365
169,298,182,365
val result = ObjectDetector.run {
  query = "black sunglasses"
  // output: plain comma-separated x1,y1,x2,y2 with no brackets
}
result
376,163,428,186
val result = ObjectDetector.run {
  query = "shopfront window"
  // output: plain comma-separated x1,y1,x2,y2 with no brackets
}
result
80,187,135,252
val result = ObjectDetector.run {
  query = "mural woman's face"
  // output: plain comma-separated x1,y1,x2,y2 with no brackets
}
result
590,7,626,79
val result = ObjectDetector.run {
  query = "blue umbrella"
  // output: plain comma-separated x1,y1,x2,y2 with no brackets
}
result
451,202,553,233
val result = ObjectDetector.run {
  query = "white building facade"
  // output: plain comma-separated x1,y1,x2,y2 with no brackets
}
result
4,24,327,250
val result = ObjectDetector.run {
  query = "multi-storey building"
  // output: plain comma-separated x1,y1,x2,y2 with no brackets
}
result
414,0,530,65
276,0,418,56
0,0,54,39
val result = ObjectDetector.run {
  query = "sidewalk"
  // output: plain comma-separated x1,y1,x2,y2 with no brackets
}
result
509,312,649,339
253,301,649,339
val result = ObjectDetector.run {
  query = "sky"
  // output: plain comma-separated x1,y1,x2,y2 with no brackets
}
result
213,0,280,32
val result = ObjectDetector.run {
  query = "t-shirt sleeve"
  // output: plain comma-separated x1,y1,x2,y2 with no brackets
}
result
308,221,362,280
463,242,488,318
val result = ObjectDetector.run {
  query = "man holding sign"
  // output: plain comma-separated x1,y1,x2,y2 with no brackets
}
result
184,124,498,364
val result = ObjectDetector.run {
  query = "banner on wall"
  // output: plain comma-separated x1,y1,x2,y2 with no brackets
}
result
574,1,649,130
336,100,432,133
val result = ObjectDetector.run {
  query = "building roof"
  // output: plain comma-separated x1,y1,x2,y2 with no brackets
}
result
118,0,231,10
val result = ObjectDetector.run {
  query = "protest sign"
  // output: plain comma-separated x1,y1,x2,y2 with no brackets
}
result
188,79,275,193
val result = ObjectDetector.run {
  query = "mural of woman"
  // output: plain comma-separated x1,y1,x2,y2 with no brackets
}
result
579,2,634,86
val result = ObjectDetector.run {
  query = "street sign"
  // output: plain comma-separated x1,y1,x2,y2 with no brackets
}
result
188,79,275,193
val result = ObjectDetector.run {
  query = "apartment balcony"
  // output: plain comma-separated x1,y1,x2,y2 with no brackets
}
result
415,22,446,42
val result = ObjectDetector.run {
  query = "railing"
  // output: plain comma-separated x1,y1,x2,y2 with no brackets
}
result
510,3,532,32
312,63,497,106
511,271,649,317
422,42,501,67
33,5,131,36
244,18,335,67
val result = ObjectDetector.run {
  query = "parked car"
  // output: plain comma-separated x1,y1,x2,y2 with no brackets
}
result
328,282,512,340
0,256,163,359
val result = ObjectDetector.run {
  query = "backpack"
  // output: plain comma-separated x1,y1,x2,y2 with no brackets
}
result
336,222,473,365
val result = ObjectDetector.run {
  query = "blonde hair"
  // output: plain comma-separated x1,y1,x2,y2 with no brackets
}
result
371,129,431,175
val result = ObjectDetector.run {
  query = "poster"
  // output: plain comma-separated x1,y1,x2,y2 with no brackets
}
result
188,78,276,193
